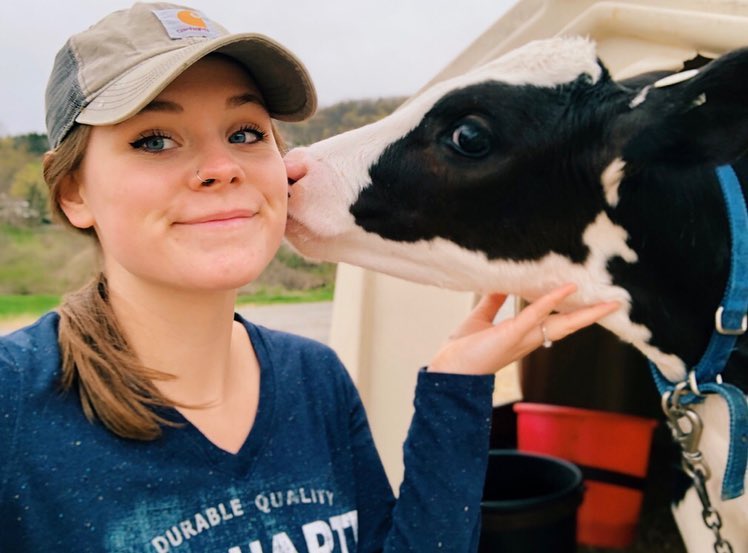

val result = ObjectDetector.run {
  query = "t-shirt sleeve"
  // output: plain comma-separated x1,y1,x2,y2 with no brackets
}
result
349,367,494,552
0,340,22,505
345,376,397,549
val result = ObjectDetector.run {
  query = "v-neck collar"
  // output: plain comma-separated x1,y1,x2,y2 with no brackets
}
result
161,314,276,477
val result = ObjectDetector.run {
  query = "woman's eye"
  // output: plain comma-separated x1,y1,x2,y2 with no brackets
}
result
229,127,266,144
445,119,492,158
130,134,176,152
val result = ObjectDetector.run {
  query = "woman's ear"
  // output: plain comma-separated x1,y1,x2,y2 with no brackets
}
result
57,172,95,230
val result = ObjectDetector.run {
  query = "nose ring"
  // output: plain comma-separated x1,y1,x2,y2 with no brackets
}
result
196,170,215,185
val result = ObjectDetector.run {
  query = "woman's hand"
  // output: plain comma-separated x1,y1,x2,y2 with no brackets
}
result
428,283,620,375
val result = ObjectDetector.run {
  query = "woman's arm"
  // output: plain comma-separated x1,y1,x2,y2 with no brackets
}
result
350,284,619,552
347,368,493,553
382,370,494,552
0,339,22,510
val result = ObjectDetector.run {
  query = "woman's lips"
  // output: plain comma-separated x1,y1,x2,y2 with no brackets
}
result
176,209,256,227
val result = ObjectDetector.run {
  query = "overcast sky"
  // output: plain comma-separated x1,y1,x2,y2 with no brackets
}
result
0,0,517,137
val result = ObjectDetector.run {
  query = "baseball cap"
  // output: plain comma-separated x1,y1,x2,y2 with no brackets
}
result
45,2,317,148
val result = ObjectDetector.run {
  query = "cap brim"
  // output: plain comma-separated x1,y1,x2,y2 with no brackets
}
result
76,33,317,126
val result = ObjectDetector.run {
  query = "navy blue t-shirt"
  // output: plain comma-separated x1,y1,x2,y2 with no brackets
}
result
0,312,494,552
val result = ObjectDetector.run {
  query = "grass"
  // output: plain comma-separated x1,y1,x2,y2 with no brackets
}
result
0,294,60,319
0,224,97,295
0,225,336,320
0,287,334,321
1,225,37,245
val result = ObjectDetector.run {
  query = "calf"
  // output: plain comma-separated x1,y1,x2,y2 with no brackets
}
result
283,37,747,551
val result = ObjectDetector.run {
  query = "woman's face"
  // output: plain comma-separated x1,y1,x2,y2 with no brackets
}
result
63,56,288,294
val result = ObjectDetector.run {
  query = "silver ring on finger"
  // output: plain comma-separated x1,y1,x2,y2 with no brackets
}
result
541,325,552,348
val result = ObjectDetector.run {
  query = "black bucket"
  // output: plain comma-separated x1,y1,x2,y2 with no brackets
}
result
479,450,584,553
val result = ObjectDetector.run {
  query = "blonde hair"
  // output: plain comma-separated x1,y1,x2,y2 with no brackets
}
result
43,121,287,440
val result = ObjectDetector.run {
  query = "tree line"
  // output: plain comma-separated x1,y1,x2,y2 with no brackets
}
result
0,133,49,225
276,96,405,147
0,97,405,228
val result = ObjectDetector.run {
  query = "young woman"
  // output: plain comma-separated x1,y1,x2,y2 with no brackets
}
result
0,3,619,552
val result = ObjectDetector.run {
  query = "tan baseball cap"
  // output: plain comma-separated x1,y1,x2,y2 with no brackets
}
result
45,2,317,148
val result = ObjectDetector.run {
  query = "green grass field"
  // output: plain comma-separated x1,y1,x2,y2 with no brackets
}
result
1,224,336,321
0,294,61,319
0,287,334,321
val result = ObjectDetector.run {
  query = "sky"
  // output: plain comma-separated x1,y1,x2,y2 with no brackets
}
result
0,0,517,137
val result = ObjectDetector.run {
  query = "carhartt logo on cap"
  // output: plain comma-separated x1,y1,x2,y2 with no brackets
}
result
153,9,219,39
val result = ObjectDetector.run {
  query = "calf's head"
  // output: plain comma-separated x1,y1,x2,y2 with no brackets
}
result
284,36,748,379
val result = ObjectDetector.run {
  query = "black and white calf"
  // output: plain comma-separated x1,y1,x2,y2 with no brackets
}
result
283,37,747,550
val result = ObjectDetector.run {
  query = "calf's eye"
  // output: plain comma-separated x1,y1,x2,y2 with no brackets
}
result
445,119,492,158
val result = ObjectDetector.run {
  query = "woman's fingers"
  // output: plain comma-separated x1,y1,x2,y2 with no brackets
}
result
510,283,577,335
449,293,508,339
429,283,622,375
541,299,621,345
484,284,578,350
510,283,620,352
472,293,508,321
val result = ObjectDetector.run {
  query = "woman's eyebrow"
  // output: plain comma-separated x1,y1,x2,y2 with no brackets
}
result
138,93,265,114
228,92,266,109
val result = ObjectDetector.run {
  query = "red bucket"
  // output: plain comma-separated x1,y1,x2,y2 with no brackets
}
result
514,402,658,548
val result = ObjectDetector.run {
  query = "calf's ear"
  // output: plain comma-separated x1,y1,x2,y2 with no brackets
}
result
618,47,748,167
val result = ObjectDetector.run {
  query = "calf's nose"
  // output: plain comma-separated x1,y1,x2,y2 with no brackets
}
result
284,148,312,185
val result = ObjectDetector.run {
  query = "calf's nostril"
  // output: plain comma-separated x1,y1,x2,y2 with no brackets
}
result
284,149,312,183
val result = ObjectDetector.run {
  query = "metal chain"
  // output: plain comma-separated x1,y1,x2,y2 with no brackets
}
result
661,381,734,553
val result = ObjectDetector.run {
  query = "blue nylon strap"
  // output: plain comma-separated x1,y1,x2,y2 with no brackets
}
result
692,165,748,382
648,164,748,500
713,165,748,334
700,382,748,500
649,361,677,397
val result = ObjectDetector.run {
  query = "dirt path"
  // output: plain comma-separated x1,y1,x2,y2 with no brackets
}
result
236,302,332,343
0,315,38,335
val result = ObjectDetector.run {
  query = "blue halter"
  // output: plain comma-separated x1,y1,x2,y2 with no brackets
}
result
649,164,748,500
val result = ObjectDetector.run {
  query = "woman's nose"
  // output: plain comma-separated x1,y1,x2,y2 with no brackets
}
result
191,146,245,189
